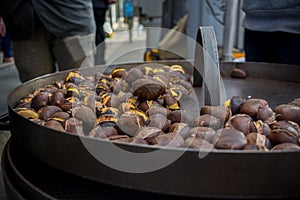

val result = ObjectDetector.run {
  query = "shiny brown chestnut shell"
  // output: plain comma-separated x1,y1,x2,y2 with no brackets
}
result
240,98,268,119
271,143,300,151
225,114,257,136
288,98,300,108
50,91,65,107
44,120,65,132
246,132,272,150
50,111,70,123
116,112,143,136
274,104,300,125
132,78,165,100
63,117,84,136
89,126,118,139
124,68,144,83
268,120,300,146
152,133,184,147
200,106,232,124
188,127,216,143
230,68,246,79
167,110,189,124
229,96,245,115
38,106,62,121
185,137,214,150
65,71,84,84
31,93,49,111
148,105,170,116
256,106,276,124
110,68,127,78
147,114,170,132
213,128,247,150
135,127,163,144
189,114,221,129
72,106,97,134
168,123,191,139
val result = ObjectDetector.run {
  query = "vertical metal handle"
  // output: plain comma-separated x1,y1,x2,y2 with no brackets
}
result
193,26,226,106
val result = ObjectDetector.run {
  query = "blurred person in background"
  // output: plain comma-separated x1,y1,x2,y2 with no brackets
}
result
0,0,96,82
242,0,300,65
93,0,117,65
123,0,134,42
0,17,14,63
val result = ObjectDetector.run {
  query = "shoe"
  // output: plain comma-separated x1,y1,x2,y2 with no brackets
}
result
3,57,14,63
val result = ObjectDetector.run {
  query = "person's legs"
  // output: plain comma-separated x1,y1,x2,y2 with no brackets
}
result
271,31,300,65
2,30,14,62
13,24,55,82
244,29,276,63
52,33,95,71
93,7,107,65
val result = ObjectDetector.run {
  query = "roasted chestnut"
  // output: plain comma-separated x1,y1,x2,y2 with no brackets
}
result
64,117,84,136
167,110,189,124
89,126,118,139
200,106,232,124
188,127,215,143
168,123,191,139
225,114,254,135
44,120,65,132
240,98,268,119
213,128,247,150
246,133,272,150
268,120,300,146
185,137,214,150
132,78,165,100
124,68,143,83
147,114,170,132
152,132,184,147
229,96,245,115
274,104,300,125
271,143,300,151
38,106,62,121
72,106,97,135
31,93,49,111
189,114,220,129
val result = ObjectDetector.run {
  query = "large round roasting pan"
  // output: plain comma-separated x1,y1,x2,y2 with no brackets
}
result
7,61,300,199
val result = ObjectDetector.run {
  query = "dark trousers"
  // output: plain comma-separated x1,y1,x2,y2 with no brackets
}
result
244,29,300,65
0,30,13,58
93,7,107,64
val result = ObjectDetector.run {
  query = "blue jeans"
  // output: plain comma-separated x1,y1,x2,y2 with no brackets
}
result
0,30,13,58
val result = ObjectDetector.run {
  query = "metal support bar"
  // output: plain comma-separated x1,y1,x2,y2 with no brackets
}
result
222,0,240,61
194,27,226,106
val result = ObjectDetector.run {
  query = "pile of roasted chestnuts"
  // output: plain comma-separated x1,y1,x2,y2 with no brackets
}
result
14,65,300,151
